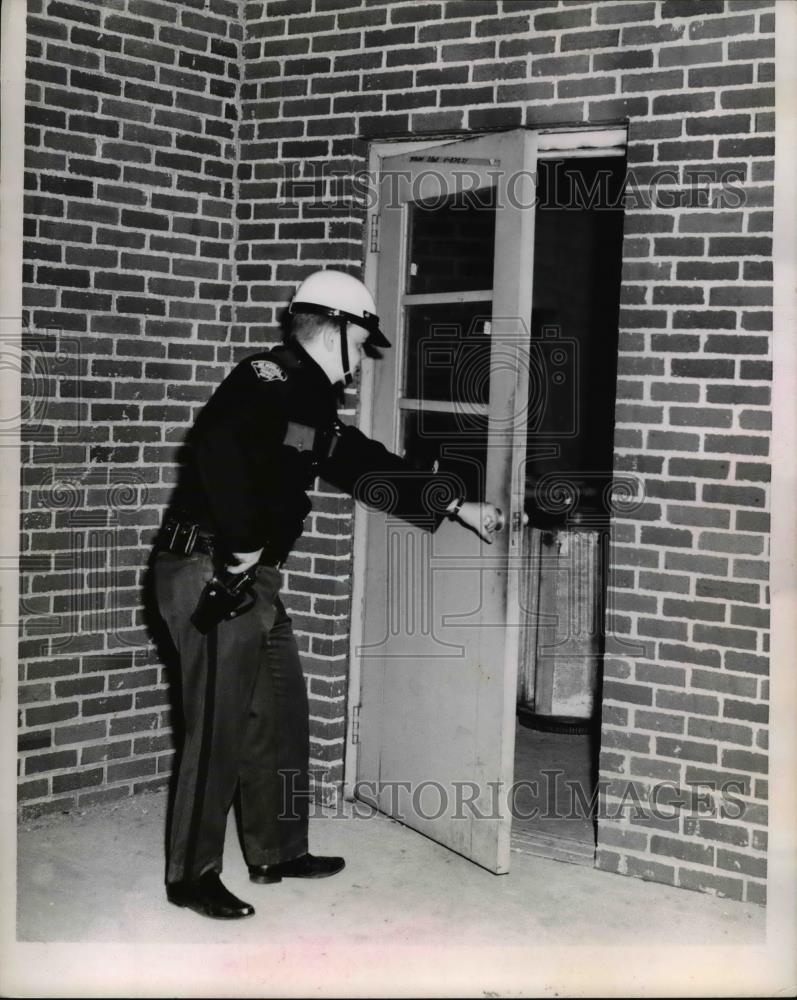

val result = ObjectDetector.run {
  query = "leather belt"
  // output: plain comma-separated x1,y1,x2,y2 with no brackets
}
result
157,516,282,567
192,532,217,559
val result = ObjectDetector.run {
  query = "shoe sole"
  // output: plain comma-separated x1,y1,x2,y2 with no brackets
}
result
249,872,283,884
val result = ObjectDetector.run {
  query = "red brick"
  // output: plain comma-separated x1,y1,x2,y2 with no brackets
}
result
26,702,80,726
688,116,753,141
533,53,590,77
49,1,101,27
475,15,531,37
469,106,522,129
562,28,619,50
444,0,497,16
109,713,159,736
724,698,768,724
25,749,77,775
687,718,753,747
107,757,157,781
679,868,744,900
339,8,388,29
597,2,657,24
29,15,69,41
716,849,766,878
500,36,556,58
417,19,470,41
721,749,768,774
603,681,653,707
52,768,104,793
534,6,592,30
18,730,52,752
18,778,50,801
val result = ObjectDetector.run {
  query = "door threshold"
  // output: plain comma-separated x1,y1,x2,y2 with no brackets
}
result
511,827,596,867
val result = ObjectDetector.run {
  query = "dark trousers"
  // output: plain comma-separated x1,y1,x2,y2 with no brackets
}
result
154,551,310,883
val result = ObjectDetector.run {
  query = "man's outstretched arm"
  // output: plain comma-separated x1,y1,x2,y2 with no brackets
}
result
320,422,503,543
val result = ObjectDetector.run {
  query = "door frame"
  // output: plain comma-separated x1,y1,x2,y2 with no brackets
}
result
344,125,628,799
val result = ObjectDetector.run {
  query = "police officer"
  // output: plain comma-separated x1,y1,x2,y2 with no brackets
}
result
155,270,503,919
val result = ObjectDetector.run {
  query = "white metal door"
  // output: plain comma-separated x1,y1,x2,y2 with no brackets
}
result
351,130,538,873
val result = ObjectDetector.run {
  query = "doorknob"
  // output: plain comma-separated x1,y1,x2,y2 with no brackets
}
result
512,511,530,531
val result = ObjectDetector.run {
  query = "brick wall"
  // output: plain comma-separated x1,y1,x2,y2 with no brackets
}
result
19,0,244,815
19,0,774,906
239,0,774,905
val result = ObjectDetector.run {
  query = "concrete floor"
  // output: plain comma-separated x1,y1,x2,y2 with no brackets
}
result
512,724,594,848
9,788,771,996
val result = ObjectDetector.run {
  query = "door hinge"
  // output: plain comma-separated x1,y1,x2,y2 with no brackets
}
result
350,704,361,745
369,214,380,253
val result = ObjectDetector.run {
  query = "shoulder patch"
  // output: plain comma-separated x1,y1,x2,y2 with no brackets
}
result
251,359,287,383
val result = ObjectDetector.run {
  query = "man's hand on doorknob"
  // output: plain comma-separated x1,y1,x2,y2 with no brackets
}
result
450,501,504,543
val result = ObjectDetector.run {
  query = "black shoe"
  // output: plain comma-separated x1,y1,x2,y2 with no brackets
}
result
249,853,345,884
167,870,255,919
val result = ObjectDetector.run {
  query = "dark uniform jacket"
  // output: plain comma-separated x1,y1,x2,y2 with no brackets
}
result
170,340,455,563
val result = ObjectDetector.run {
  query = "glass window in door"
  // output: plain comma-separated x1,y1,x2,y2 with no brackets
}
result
399,187,496,500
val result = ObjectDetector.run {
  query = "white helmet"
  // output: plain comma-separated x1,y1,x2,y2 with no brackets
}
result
289,269,390,354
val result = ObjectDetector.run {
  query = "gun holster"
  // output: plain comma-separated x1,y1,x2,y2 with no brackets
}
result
190,568,257,635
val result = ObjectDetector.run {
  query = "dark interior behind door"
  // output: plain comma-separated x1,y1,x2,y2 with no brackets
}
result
525,156,627,526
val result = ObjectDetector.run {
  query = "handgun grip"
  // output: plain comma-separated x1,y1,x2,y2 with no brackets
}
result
190,569,257,634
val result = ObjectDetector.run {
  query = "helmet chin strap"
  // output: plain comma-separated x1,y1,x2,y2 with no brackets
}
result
338,317,353,387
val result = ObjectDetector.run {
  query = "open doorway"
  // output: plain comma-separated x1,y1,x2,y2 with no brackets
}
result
512,154,627,865
349,128,627,875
